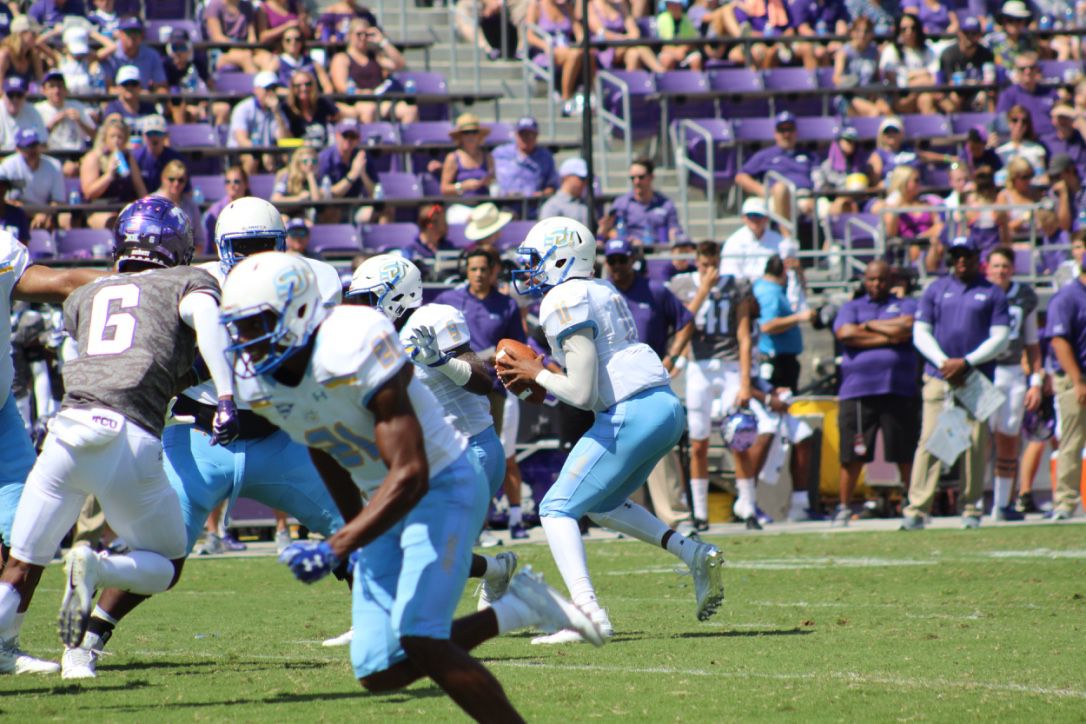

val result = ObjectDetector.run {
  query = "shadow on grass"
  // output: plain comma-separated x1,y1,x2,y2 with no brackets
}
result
0,680,149,697
101,659,329,675
88,686,447,712
671,628,814,639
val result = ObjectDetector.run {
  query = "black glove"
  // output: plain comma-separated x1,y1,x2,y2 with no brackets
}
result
210,397,240,446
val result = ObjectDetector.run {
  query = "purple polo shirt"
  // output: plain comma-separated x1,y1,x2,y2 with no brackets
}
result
29,0,85,24
1042,130,1086,179
317,145,369,198
1045,278,1086,374
789,0,847,30
133,144,185,195
435,284,527,392
616,275,693,358
610,191,683,245
834,295,919,400
492,142,559,196
997,84,1058,138
741,145,818,190
104,46,168,88
916,274,1010,379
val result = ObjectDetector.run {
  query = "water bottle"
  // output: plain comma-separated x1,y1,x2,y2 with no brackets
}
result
614,212,627,240
1039,14,1053,30
68,188,82,205
193,186,205,205
114,150,130,178
209,48,222,70
321,175,333,198
346,78,357,96
373,182,384,200
91,69,106,92
815,20,828,36
404,78,417,95
182,66,199,93
1064,6,1075,28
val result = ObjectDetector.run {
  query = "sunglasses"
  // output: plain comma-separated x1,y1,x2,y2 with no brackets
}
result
287,228,309,236
284,36,302,42
606,255,631,264
292,81,314,89
459,129,479,136
629,173,650,180
1014,174,1033,181
225,178,245,185
776,125,796,133
120,81,140,88
145,131,165,138
301,157,317,165
166,176,187,183
1009,117,1029,124
7,92,24,99
1016,64,1039,72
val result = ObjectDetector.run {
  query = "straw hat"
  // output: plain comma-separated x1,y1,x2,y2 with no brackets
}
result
450,113,490,141
465,202,513,241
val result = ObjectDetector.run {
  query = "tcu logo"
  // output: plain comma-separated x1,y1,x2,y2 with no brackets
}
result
92,415,119,429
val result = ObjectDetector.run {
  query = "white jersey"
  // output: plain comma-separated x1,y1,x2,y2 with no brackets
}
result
235,306,467,495
540,278,669,411
0,230,31,407
182,257,343,407
400,303,493,438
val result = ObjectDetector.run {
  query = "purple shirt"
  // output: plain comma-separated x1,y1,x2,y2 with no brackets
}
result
101,99,155,125
1046,278,1086,374
616,276,693,358
834,295,919,399
204,0,256,40
997,84,1058,138
133,144,185,196
435,285,526,392
741,145,818,190
916,274,1010,379
1042,130,1086,180
317,145,368,198
0,204,29,243
789,0,847,30
105,46,168,88
492,143,559,197
610,191,683,245
29,0,85,25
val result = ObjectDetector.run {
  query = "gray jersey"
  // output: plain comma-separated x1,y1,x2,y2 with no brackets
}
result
62,265,220,436
668,272,751,362
996,281,1038,366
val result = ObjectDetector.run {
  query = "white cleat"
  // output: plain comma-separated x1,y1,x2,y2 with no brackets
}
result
197,532,225,556
59,544,100,648
275,529,292,555
477,551,518,611
505,566,604,647
321,628,353,647
691,542,725,622
61,646,98,679
531,609,612,645
0,638,60,675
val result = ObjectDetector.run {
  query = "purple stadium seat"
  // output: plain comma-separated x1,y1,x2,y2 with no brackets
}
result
248,174,275,200
762,67,822,117
795,116,839,143
599,70,658,142
27,230,56,260
400,121,454,176
1039,59,1082,85
485,122,514,146
828,213,881,272
678,118,736,192
63,176,80,200
815,67,837,89
191,174,226,202
357,122,401,175
359,222,420,250
392,71,449,121
919,163,950,186
377,172,423,199
848,117,883,141
1014,248,1033,275
145,19,201,43
308,224,362,257
635,16,657,37
732,117,775,143
495,220,535,251
445,223,470,248
57,229,113,260
950,112,996,135
708,68,768,118
215,72,255,95
168,123,217,148
902,114,950,144
655,71,715,123
145,0,189,20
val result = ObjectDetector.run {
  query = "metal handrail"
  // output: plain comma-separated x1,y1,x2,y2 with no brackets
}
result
522,21,558,137
675,119,732,239
594,68,636,194
843,214,884,278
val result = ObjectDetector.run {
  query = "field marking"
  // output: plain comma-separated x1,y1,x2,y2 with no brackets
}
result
984,548,1086,559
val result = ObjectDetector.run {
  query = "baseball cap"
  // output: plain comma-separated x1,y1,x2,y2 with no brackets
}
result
948,236,979,255
742,197,768,217
879,116,904,135
118,16,144,32
604,238,633,257
3,76,27,95
64,27,90,55
253,71,280,90
142,114,167,135
115,65,141,86
335,118,361,136
960,17,982,33
1048,153,1074,176
167,28,192,53
287,218,309,234
836,124,858,141
14,128,40,148
515,116,539,133
42,69,64,85
967,124,989,142
774,111,796,128
558,157,588,178
1001,0,1032,18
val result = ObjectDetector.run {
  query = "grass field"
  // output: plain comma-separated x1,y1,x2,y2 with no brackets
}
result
4,523,1085,722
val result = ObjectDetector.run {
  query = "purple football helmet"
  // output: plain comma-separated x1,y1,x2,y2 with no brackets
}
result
113,196,194,272
1022,397,1056,442
722,408,759,452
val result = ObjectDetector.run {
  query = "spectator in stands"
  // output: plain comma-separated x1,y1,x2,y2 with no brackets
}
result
0,77,46,152
271,145,322,206
317,0,379,43
1072,78,1086,139
456,0,521,62
963,165,1009,260
0,173,30,242
1037,207,1070,274
88,0,121,36
28,0,85,26
103,17,167,90
203,165,249,245
0,128,66,230
493,116,558,203
996,103,1048,175
285,217,314,255
878,165,945,272
903,235,1010,531
1045,104,1086,181
317,118,377,222
465,201,513,246
963,125,1003,174
0,16,52,84
1045,259,1086,521
998,52,1057,138
1047,153,1085,233
152,158,207,252
588,0,663,72
937,18,995,114
257,0,313,46
721,197,784,280
832,259,918,527
227,71,289,175
879,12,939,115
843,0,894,35
526,0,590,116
102,65,155,126
441,112,495,197
163,30,224,126
667,237,697,279
834,17,891,117
36,70,95,159
791,0,850,71
656,0,704,70
329,17,415,124
904,0,958,35
944,162,969,209
710,0,791,70
275,26,333,93
813,124,867,216
608,157,684,246
998,157,1042,236
402,202,457,279
57,27,113,96
736,111,818,219
990,0,1037,70
79,115,147,228
204,0,260,74
282,69,340,147
755,253,814,391
539,156,589,225
133,114,185,197
866,118,919,185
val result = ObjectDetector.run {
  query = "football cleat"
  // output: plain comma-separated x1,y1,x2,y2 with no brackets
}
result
58,545,100,648
197,532,225,556
477,531,502,549
0,638,60,675
61,646,98,679
477,552,518,611
275,529,292,555
507,567,604,647
991,505,1025,522
321,628,353,647
222,534,247,552
832,505,852,528
899,515,925,531
531,609,612,645
691,543,725,621
1046,508,1075,522
962,515,982,530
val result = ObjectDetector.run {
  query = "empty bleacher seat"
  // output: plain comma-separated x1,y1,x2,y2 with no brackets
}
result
359,222,420,251
308,224,362,257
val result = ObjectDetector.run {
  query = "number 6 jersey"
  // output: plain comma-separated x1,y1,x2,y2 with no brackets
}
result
61,265,220,437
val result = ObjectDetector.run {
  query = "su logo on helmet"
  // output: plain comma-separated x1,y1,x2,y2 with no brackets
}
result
274,265,310,299
543,228,578,247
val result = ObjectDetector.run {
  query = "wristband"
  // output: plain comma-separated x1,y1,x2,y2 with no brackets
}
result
1030,372,1043,388
437,356,472,386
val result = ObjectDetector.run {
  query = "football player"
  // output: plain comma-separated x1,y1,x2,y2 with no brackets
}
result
0,197,236,676
496,217,725,644
61,198,351,679
221,252,600,720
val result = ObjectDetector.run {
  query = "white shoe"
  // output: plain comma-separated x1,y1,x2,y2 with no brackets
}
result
531,609,612,645
198,532,225,556
59,544,100,648
477,551,518,611
0,638,60,674
690,543,725,621
506,567,604,647
321,628,353,647
275,529,292,554
61,646,98,679
477,531,502,549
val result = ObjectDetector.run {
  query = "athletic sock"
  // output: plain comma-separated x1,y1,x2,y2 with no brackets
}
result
664,530,699,568
540,515,598,612
477,554,500,581
690,478,709,521
735,478,756,518
84,609,117,651
587,500,669,548
97,551,174,595
993,475,1013,511
0,583,21,640
508,505,523,528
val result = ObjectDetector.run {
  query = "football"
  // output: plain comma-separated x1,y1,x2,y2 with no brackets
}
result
495,338,548,404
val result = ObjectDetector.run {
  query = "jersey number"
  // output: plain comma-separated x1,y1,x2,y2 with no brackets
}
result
86,284,140,356
609,295,638,342
696,299,731,336
1007,305,1023,342
305,423,379,468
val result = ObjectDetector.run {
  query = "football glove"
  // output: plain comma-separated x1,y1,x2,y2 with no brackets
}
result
278,541,342,584
408,325,452,367
210,397,240,446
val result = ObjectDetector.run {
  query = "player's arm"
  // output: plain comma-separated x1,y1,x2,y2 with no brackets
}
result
324,365,429,560
14,264,105,303
308,447,364,521
533,330,600,409
737,296,754,405
449,346,495,395
664,319,694,371
179,291,235,401
1022,309,1043,412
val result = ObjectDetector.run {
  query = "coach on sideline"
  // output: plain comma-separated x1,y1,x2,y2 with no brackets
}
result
1044,262,1086,521
902,237,1010,530
832,260,919,527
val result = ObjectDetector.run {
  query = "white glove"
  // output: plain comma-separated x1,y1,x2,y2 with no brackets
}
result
408,325,451,367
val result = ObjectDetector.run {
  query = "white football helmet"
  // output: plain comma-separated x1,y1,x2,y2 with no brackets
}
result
346,254,423,320
220,251,329,377
512,216,596,296
215,197,286,274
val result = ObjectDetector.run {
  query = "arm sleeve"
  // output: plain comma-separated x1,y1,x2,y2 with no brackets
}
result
913,320,948,367
965,325,1011,366
1022,310,1040,345
179,291,234,399
534,329,599,410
